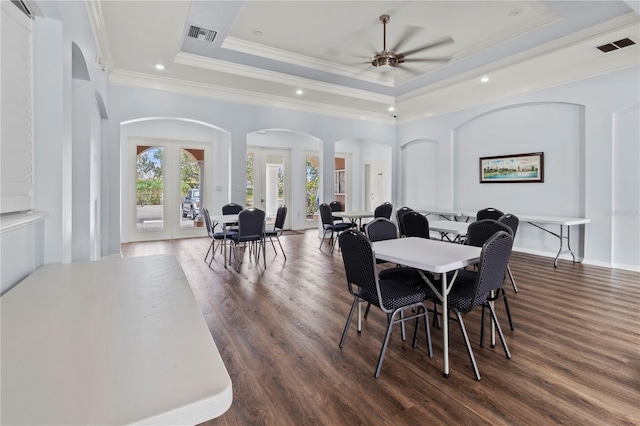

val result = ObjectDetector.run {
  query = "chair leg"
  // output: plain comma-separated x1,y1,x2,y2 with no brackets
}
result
480,304,487,347
502,288,515,331
364,302,371,319
374,309,399,378
488,302,511,359
507,264,518,293
412,306,433,357
454,309,481,381
319,229,329,249
275,236,286,259
269,236,277,254
204,240,214,263
340,296,359,348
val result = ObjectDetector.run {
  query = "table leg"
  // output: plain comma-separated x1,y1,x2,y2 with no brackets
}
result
442,273,449,378
223,224,228,268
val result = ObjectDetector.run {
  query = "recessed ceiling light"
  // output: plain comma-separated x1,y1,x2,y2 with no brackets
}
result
296,89,303,95
388,106,395,112
480,76,490,83
508,9,522,16
154,64,165,70
253,30,263,36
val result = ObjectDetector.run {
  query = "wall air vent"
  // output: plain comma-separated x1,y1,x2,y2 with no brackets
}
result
596,38,635,53
187,25,217,43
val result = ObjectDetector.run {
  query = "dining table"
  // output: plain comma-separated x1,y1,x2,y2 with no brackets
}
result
428,220,470,243
372,237,482,377
332,211,374,228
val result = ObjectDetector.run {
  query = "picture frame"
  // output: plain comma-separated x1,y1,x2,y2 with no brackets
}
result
479,152,544,183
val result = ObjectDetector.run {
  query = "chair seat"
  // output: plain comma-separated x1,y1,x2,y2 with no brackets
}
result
230,233,263,243
360,278,427,311
326,222,355,232
213,230,237,240
264,229,280,237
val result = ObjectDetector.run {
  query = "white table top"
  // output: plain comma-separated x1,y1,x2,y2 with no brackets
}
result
332,211,374,219
418,209,465,217
373,237,481,273
210,213,240,224
1,255,232,425
515,214,591,226
428,220,470,236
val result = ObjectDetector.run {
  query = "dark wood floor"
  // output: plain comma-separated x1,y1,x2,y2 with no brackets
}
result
121,230,640,425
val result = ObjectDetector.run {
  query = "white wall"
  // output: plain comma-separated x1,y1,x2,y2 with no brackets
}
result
401,140,439,209
398,66,640,269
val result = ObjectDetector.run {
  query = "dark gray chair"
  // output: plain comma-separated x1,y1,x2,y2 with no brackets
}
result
319,203,354,252
229,208,266,270
329,200,344,223
222,203,244,231
338,229,432,378
396,206,414,237
476,207,504,221
265,204,287,259
401,211,430,239
498,213,520,293
427,231,514,380
374,202,393,219
202,207,237,267
465,219,515,331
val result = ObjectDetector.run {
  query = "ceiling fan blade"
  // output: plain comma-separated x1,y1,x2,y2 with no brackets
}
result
389,25,422,54
402,56,452,63
400,36,454,57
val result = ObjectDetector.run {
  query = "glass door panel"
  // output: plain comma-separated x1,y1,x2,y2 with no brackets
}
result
136,146,164,232
306,153,319,220
180,149,203,228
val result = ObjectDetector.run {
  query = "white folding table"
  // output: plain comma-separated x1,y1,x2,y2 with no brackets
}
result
428,220,470,243
372,237,481,377
1,255,232,425
332,211,374,228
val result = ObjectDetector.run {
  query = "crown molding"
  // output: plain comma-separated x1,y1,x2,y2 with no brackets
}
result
222,36,395,87
398,12,640,106
174,52,394,105
84,0,113,73
109,69,396,125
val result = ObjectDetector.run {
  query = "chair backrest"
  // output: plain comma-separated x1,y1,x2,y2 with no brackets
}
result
339,229,379,301
374,202,393,219
274,204,287,230
202,207,215,237
476,207,504,221
467,231,514,311
319,203,333,227
237,208,265,238
222,203,243,215
466,219,512,248
396,207,414,237
402,211,430,239
329,201,343,213
498,213,519,237
365,218,398,242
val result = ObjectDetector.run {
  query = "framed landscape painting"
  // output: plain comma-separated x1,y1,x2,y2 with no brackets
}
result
479,152,544,183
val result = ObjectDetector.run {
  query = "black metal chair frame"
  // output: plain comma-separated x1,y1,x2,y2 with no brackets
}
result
498,213,520,293
229,208,266,271
427,231,514,380
401,211,431,239
265,204,287,259
396,206,414,237
203,207,237,267
319,203,354,252
338,229,433,378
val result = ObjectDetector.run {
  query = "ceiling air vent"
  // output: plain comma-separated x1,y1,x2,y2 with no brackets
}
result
596,38,636,53
187,25,217,43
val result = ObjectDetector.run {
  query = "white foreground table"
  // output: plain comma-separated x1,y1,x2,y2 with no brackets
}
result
373,238,481,377
1,255,232,425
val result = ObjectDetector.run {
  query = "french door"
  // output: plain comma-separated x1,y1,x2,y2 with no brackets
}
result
365,162,388,211
246,147,290,229
126,137,209,242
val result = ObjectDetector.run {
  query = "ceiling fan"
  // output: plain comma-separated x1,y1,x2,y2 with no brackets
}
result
369,14,453,70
